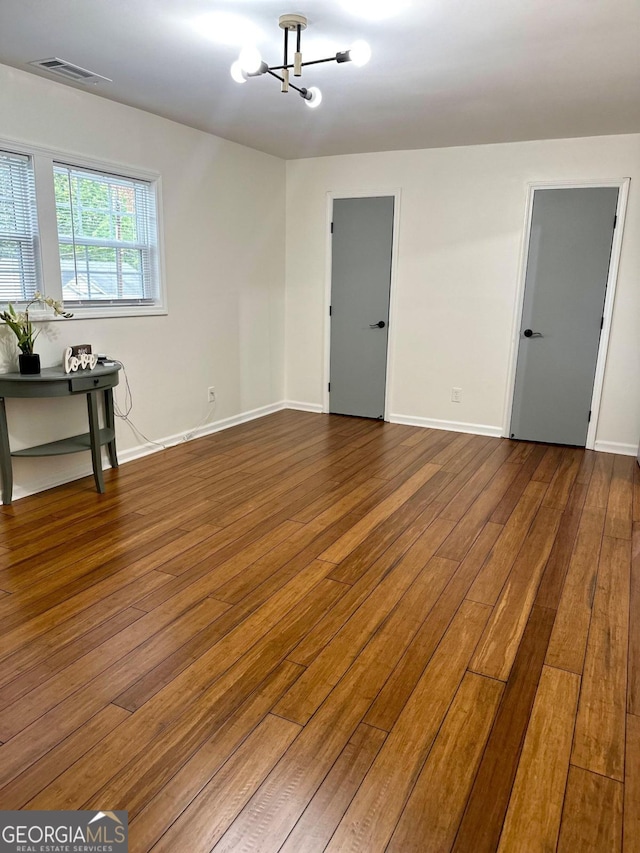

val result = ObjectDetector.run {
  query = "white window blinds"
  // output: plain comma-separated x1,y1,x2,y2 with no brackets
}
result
0,150,39,302
53,163,158,305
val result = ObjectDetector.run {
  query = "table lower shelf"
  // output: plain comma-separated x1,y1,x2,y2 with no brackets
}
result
11,428,116,457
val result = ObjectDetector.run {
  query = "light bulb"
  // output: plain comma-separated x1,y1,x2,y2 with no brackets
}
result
238,45,263,74
230,61,247,84
304,87,322,108
349,40,371,67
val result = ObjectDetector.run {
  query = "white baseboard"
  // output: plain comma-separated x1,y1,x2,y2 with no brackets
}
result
117,401,288,465
283,400,324,414
388,413,503,438
12,462,97,502
593,439,638,457
12,404,635,502
10,401,289,502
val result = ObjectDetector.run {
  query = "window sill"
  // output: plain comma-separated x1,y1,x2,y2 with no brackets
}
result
61,305,168,320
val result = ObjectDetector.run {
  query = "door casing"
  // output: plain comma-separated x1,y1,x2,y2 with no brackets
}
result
323,189,402,420
503,178,630,449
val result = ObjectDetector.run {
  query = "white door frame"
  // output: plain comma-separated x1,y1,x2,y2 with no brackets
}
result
322,189,402,420
502,178,630,449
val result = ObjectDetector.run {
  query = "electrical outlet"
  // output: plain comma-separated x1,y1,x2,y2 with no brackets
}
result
207,387,216,403
451,387,462,403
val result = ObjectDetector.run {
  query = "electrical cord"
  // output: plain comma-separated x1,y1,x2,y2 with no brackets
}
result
111,359,216,450
112,360,167,450
112,360,132,418
182,400,217,442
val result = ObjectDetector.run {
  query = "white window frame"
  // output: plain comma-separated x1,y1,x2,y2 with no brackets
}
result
0,149,41,303
0,135,167,319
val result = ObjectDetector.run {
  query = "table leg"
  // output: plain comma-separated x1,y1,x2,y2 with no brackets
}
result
103,388,118,469
86,391,105,494
0,397,13,505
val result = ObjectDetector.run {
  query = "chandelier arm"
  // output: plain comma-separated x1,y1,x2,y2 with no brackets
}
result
266,69,306,95
269,51,356,71
300,57,342,67
269,56,340,72
294,23,303,76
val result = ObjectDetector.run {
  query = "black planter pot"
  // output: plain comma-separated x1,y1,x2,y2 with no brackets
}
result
19,353,41,375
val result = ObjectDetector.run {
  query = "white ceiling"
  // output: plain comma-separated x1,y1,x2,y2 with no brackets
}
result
1,0,639,160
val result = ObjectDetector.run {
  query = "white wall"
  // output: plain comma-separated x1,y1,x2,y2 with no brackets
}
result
0,63,286,498
2,63,638,502
285,134,640,453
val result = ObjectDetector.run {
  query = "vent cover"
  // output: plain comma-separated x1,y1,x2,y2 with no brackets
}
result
29,57,112,84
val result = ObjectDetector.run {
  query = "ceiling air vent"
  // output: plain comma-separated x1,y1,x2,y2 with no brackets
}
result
29,58,112,85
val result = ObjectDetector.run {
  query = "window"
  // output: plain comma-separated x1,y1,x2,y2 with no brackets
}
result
0,139,164,317
54,164,159,307
0,150,39,303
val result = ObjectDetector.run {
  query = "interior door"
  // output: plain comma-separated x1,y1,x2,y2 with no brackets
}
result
329,196,394,419
510,187,618,445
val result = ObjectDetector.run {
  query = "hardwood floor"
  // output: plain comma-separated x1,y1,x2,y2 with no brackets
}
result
0,409,637,852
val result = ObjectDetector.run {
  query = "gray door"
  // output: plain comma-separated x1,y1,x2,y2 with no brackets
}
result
329,197,394,419
510,187,618,445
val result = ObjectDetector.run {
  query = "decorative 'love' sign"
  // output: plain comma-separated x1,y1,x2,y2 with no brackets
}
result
63,347,98,373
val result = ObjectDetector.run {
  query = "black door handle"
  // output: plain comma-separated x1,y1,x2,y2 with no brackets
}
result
523,329,543,338
369,321,386,329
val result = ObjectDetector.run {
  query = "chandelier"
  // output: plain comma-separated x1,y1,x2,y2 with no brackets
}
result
230,13,371,108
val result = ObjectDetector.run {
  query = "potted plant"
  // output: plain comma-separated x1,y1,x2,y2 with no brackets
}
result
1,292,73,374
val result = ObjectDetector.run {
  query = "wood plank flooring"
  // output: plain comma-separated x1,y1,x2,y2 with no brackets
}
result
0,410,637,852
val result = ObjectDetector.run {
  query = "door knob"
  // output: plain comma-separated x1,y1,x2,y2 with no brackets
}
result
523,329,543,338
369,321,386,329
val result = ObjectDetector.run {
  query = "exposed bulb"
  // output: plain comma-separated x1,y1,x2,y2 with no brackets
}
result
349,40,371,67
238,45,263,74
304,86,322,108
230,61,248,84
